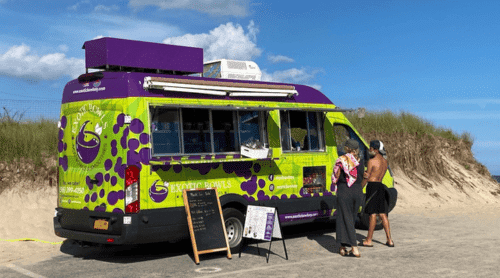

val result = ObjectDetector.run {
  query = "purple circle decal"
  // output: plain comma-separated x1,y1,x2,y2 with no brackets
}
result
91,192,97,202
241,175,258,195
59,129,64,140
173,165,182,173
86,176,94,190
140,133,149,144
121,136,127,150
59,156,68,171
128,139,140,151
253,163,261,173
130,119,144,134
258,179,265,189
127,150,141,170
257,190,270,201
139,148,151,165
60,116,67,129
104,159,113,171
99,189,105,198
117,114,125,127
95,172,104,186
112,208,124,214
111,176,117,186
105,173,110,182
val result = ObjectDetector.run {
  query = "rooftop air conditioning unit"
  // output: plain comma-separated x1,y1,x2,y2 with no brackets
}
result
203,59,262,81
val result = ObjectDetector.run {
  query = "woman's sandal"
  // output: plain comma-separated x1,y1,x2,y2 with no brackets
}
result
339,247,347,256
350,249,361,258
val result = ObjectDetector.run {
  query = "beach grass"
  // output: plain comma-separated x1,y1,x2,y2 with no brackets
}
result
0,111,58,166
346,110,474,146
0,109,474,164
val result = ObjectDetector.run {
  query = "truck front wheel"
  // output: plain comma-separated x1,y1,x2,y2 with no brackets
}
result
223,208,245,253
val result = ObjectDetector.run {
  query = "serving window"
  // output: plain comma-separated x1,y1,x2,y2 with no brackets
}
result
150,106,268,156
280,110,325,152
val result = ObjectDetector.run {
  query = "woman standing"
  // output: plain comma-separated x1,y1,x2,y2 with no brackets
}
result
332,139,364,257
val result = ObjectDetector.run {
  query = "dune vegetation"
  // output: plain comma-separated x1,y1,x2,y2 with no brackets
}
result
0,108,491,194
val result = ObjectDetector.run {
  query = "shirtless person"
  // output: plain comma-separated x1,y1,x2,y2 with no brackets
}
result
360,140,394,247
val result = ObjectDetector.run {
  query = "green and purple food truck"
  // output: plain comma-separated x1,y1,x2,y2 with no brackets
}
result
54,37,397,251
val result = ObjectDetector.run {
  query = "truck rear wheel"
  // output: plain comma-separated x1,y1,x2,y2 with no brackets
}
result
358,213,383,230
223,208,245,253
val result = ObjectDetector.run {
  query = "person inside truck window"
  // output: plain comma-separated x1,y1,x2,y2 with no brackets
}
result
332,139,364,258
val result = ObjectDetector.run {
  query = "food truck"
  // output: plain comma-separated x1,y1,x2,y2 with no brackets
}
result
54,37,397,251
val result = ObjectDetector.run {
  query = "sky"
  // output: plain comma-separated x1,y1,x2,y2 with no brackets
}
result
0,0,499,175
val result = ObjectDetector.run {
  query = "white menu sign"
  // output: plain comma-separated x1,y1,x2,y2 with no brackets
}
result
243,205,282,241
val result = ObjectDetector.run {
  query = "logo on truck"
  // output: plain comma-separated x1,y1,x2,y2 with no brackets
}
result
76,121,102,164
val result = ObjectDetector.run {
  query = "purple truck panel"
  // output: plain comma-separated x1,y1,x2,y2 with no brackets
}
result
62,72,333,105
83,37,203,74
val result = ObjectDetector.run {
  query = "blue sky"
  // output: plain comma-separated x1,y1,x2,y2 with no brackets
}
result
0,0,499,175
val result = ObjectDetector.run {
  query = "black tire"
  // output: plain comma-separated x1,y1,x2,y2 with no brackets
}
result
358,212,383,230
358,187,398,230
386,188,398,213
223,208,245,253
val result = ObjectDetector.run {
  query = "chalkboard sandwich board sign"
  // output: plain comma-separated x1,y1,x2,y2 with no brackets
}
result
183,188,231,264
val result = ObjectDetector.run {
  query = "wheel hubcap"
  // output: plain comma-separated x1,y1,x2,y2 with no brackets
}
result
225,217,242,247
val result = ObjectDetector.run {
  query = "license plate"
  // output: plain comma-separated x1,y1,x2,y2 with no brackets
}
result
94,219,109,230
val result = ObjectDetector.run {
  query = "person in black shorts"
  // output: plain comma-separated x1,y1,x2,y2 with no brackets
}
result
360,140,394,247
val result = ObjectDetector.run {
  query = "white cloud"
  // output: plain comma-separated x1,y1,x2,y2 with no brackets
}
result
268,54,294,63
163,21,261,62
54,14,183,45
58,45,69,52
129,0,249,16
415,111,500,120
261,67,320,83
474,141,500,149
450,99,500,109
94,4,120,12
67,0,90,11
310,84,322,90
0,44,84,81
92,35,104,40
261,68,322,89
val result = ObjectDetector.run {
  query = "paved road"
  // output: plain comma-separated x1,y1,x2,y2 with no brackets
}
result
2,208,500,278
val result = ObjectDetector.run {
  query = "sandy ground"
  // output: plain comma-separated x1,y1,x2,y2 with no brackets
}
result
1,164,499,267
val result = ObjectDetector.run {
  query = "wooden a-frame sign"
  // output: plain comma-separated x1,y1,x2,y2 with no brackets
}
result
183,188,231,264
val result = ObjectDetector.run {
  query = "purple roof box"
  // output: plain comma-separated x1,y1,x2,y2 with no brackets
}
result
82,37,203,74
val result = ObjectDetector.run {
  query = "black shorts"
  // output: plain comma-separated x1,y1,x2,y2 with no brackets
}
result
364,182,388,215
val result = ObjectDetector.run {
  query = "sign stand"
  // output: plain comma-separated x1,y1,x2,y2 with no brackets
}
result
240,205,288,263
183,188,232,264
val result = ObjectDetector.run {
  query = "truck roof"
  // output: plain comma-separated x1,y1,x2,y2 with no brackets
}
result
63,37,333,106
62,72,333,105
